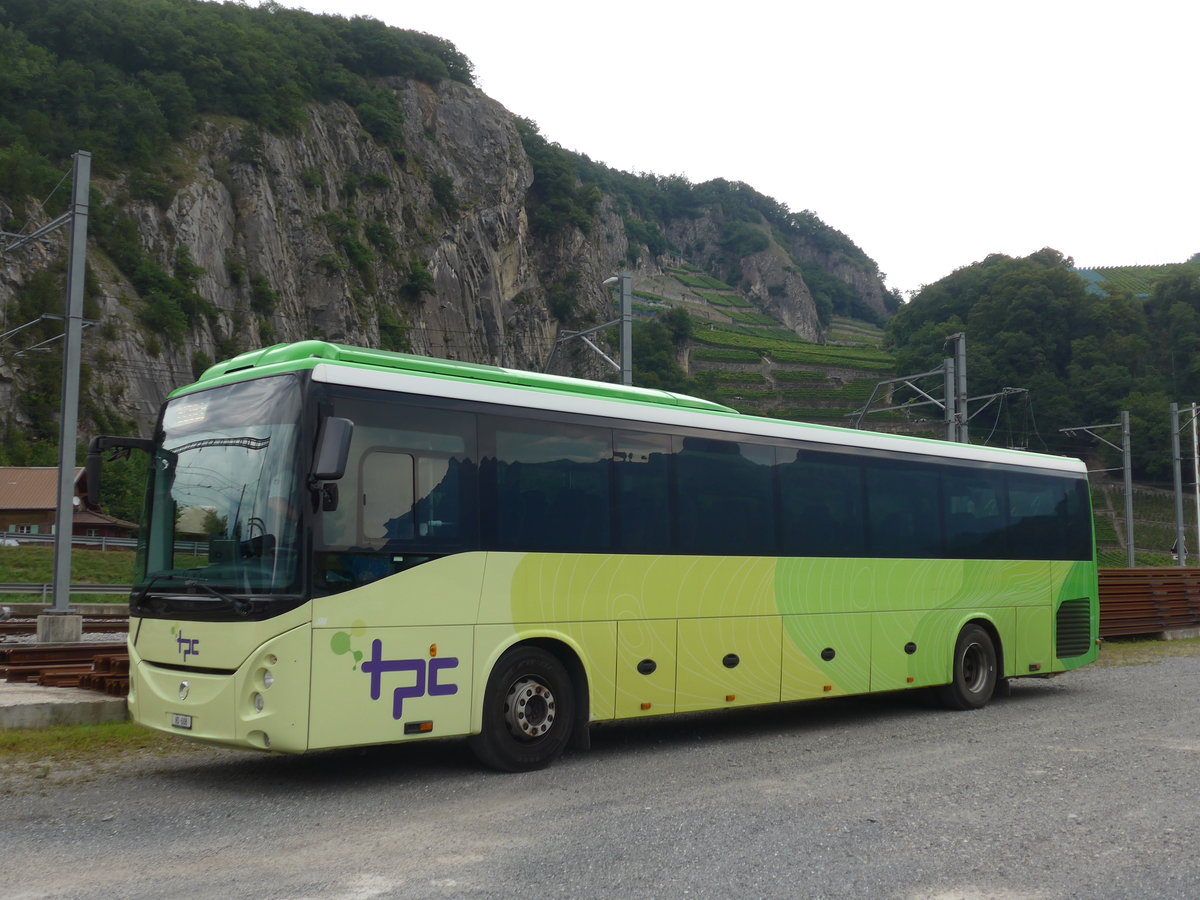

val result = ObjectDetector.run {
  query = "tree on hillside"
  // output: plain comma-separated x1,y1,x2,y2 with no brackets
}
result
884,248,1175,469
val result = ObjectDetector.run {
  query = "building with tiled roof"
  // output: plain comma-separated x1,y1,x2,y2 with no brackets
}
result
0,467,137,543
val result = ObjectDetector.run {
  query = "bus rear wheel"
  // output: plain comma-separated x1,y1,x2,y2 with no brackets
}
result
470,646,574,772
937,624,997,710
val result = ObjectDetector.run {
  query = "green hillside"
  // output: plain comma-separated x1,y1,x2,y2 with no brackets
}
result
1074,264,1194,298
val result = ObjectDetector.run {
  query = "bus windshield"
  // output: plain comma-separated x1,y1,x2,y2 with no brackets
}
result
137,375,304,602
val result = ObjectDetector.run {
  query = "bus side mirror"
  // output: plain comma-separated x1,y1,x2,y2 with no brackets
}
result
85,435,154,509
313,417,353,481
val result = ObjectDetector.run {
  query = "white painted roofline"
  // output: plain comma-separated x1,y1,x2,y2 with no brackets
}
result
312,363,1086,475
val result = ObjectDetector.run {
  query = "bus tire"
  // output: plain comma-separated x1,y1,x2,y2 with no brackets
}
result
937,624,997,711
470,646,574,772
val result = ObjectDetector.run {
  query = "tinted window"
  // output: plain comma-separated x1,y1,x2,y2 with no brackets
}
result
675,436,775,555
493,420,611,552
865,459,942,558
1008,472,1091,560
615,431,672,553
778,449,866,557
943,466,1008,558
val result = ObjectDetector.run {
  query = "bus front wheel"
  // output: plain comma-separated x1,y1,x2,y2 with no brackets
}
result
937,624,997,710
470,646,574,772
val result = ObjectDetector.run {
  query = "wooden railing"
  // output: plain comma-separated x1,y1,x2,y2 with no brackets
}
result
1099,568,1200,637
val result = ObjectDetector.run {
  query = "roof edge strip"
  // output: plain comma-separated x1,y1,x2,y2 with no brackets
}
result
196,340,737,414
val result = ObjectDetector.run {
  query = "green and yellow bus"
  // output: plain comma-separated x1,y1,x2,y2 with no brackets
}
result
93,340,1098,771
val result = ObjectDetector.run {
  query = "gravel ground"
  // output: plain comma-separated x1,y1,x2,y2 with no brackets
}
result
4,651,1200,900
0,629,127,644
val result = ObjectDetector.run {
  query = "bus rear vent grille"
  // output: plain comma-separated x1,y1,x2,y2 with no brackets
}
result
1056,598,1092,658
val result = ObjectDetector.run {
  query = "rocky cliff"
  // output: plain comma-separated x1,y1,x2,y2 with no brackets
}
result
0,75,889,440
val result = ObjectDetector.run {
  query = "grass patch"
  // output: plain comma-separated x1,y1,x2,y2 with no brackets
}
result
773,369,828,383
1095,634,1200,667
0,546,138,583
690,348,761,363
0,721,189,757
696,290,752,308
632,290,672,304
0,722,219,792
724,308,780,326
673,272,736,291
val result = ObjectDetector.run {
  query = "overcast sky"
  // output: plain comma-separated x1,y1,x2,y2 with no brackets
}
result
261,0,1197,296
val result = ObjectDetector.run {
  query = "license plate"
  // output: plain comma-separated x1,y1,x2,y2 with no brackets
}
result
171,713,193,730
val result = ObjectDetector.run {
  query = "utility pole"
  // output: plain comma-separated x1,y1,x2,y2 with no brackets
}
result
1171,402,1186,565
854,332,1022,445
1062,411,1134,568
544,271,633,385
948,332,968,443
1193,402,1199,566
943,353,955,442
1169,402,1199,567
0,150,91,641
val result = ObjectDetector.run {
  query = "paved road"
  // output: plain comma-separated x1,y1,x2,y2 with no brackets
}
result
5,654,1200,900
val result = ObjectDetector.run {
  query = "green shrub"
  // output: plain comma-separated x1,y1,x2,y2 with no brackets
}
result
430,174,458,214
249,276,278,315
401,257,434,301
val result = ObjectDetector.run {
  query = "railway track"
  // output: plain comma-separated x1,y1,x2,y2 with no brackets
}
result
0,612,129,637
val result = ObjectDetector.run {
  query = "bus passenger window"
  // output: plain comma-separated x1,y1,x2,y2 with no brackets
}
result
614,431,671,553
778,449,866,557
943,468,1007,558
675,436,774,556
360,451,414,545
493,420,612,552
865,461,942,558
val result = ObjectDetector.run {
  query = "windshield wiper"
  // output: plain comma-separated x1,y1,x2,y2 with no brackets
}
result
135,572,190,606
135,573,251,615
186,579,252,615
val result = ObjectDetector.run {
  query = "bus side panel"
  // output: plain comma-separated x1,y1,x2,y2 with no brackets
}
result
488,553,778,624
780,613,871,700
871,610,977,691
675,616,781,712
472,622,617,731
1014,607,1053,676
308,624,474,750
311,552,488,630
1050,559,1100,672
615,619,677,717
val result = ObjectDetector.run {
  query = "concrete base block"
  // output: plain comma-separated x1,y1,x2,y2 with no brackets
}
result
36,614,83,643
0,696,128,730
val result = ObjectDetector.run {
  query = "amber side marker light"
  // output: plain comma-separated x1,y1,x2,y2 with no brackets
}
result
404,721,434,734
640,702,652,710
725,695,736,702
823,685,833,692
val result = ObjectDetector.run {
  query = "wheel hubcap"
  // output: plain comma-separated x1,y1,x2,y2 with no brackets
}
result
962,642,988,694
504,677,556,740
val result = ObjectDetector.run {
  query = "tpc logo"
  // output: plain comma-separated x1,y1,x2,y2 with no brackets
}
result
176,630,200,661
361,639,458,719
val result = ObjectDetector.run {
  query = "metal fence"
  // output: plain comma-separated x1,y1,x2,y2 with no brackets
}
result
1,534,207,554
1098,568,1200,637
0,583,133,598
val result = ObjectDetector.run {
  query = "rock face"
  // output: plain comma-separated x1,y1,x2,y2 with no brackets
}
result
0,76,887,439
